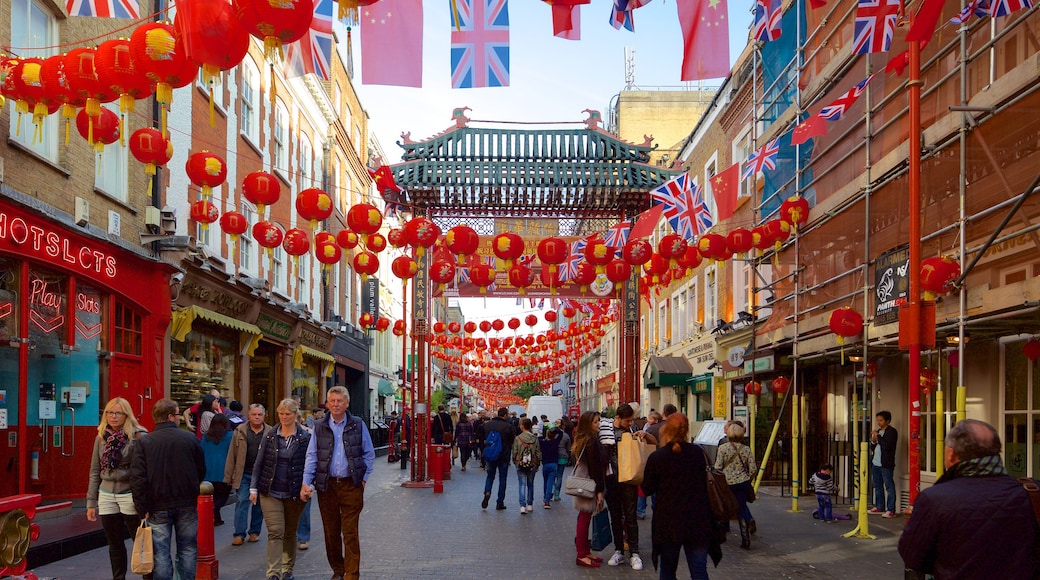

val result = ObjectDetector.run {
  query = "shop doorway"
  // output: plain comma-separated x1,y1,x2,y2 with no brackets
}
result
250,341,283,422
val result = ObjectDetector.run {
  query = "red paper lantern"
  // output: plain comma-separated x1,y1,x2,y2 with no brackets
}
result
605,258,632,285
464,321,477,334
540,265,564,291
315,241,342,269
947,351,959,369
658,234,688,264
468,263,497,294
537,237,569,274
525,314,538,328
375,317,390,333
391,256,418,280
282,227,310,257
829,307,864,363
252,221,283,251
358,312,375,330
401,218,440,257
12,58,59,139
772,376,791,395
366,233,387,253
433,321,446,334
64,48,114,121
745,381,762,396
508,318,521,331
780,195,810,232
508,265,535,295
219,210,249,241
759,219,790,252
75,108,120,151
1023,338,1040,362
392,320,406,337
241,171,281,215
190,199,219,231
352,251,379,279
129,22,198,135
492,319,505,332
491,233,525,267
295,188,333,230
234,0,313,60
38,55,86,144
314,231,336,247
174,0,250,82
642,254,668,285
545,311,558,323
387,228,406,249
676,245,702,272
94,38,153,128
698,233,728,262
571,262,597,293
336,230,359,250
430,260,456,289
920,256,960,298
584,238,613,273
129,128,171,175
447,225,480,265
751,225,770,251
185,151,227,198
479,320,492,334
727,228,755,255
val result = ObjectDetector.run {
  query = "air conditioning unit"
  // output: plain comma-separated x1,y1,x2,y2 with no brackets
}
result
75,197,89,226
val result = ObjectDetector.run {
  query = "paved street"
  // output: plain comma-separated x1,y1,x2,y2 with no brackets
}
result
31,458,909,579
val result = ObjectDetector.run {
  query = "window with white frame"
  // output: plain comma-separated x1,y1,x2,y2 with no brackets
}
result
658,299,668,347
703,154,718,219
299,139,312,189
734,263,750,319
296,252,310,302
195,186,222,252
273,239,286,293
240,59,260,145
10,0,57,160
334,82,343,119
274,100,289,174
735,129,754,199
688,277,700,328
672,290,686,343
640,315,648,350
95,105,128,202
240,205,255,273
705,267,718,329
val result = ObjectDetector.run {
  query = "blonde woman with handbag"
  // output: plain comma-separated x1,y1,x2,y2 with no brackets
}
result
569,411,608,568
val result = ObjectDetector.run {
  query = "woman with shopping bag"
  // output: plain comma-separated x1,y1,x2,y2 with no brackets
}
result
568,411,609,568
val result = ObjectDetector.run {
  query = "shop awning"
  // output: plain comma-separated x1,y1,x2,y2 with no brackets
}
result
292,345,335,377
170,305,262,356
643,356,694,389
377,379,396,397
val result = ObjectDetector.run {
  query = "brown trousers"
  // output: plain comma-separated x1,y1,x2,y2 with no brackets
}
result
259,494,306,578
317,478,365,580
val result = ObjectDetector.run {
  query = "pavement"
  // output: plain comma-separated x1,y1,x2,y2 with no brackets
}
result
28,458,910,580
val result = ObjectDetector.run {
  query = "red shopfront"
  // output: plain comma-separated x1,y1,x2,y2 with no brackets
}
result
0,201,172,500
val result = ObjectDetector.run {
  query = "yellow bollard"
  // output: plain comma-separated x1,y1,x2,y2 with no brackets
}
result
851,390,859,511
935,390,945,478
790,394,801,512
956,386,967,423
754,410,783,493
843,441,877,540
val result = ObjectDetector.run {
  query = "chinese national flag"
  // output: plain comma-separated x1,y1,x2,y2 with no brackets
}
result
361,0,423,87
791,115,827,146
710,163,739,221
677,0,731,81
551,4,581,39
630,204,664,239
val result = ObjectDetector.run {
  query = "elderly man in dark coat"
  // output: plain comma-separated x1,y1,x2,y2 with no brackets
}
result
898,419,1038,579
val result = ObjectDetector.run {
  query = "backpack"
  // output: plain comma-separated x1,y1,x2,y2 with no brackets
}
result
517,439,536,471
483,429,503,463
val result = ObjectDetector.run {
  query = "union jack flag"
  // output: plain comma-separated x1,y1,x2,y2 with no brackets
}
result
284,0,334,79
649,173,713,240
450,0,510,88
65,0,138,18
853,0,900,54
741,139,780,179
602,220,631,254
609,0,635,30
817,75,874,121
989,0,1032,16
950,0,990,23
753,0,783,41
559,238,587,282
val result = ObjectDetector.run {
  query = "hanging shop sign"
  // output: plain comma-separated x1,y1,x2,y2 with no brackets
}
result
0,211,118,278
179,279,250,317
256,314,292,341
363,278,380,317
713,376,727,418
874,245,909,326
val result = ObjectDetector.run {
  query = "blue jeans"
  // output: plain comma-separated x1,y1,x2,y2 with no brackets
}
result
297,496,312,542
554,460,567,498
872,466,896,512
484,459,509,504
541,463,558,504
149,507,198,580
517,468,536,507
234,474,264,539
816,493,833,521
729,480,754,522
658,540,709,580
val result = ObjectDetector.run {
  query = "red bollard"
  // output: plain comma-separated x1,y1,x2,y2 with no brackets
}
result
442,444,452,481
196,481,219,580
429,445,444,493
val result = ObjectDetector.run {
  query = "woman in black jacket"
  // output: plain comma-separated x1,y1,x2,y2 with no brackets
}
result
642,413,716,580
249,398,311,580
570,411,608,568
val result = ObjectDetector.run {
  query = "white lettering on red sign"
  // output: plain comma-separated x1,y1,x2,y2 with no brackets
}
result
0,213,118,278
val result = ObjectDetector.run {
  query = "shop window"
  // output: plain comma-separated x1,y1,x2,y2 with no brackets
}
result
9,0,58,160
95,104,128,202
292,358,321,410
28,269,67,354
113,301,142,356
1003,338,1040,478
170,327,237,413
0,258,20,341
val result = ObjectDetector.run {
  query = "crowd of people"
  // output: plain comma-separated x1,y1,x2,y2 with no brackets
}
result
87,388,374,580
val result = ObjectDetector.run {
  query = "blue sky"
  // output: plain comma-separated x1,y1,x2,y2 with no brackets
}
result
341,0,755,159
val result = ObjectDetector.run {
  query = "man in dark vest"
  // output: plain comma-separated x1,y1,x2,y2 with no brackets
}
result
302,386,375,580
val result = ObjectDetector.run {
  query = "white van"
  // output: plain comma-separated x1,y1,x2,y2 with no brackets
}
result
525,395,564,426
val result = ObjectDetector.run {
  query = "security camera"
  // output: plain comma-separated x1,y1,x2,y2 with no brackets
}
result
171,273,185,284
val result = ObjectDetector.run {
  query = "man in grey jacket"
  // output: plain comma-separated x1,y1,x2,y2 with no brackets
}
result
224,403,271,546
